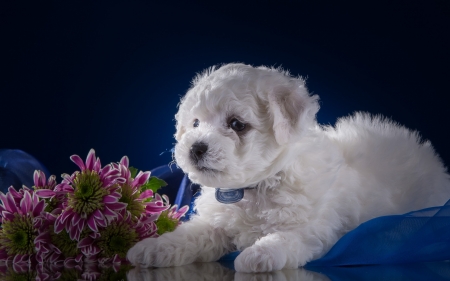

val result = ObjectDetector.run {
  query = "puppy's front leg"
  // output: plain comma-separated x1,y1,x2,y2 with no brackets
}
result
234,231,310,273
127,217,231,268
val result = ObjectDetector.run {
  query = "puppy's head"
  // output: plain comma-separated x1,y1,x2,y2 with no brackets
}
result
174,63,319,188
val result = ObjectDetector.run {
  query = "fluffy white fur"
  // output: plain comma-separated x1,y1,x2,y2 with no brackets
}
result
127,63,450,272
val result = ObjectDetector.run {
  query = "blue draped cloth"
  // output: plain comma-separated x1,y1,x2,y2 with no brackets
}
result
2,150,450,267
307,200,450,266
0,149,50,193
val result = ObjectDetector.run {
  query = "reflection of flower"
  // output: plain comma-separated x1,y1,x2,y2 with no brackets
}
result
54,149,127,241
0,259,132,281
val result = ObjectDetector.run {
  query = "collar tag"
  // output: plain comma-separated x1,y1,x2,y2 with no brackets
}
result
215,188,251,204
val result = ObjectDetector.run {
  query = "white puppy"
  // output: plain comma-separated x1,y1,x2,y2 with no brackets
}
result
127,63,450,272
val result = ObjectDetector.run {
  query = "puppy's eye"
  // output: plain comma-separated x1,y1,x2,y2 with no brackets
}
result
193,119,200,128
229,118,246,132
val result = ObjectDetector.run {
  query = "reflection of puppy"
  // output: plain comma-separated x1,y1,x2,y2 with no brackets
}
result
126,263,327,281
127,263,235,281
127,63,450,272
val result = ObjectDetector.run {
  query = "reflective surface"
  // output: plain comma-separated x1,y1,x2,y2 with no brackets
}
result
2,261,450,280
127,263,328,281
127,262,450,281
128,262,450,281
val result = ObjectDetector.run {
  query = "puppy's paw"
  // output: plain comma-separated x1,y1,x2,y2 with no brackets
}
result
234,245,287,273
127,236,195,268
127,237,157,267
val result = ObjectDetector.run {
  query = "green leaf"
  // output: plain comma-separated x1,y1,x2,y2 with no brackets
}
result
129,166,139,179
140,176,167,194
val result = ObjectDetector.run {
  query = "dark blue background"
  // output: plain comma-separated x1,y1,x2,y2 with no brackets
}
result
1,1,449,179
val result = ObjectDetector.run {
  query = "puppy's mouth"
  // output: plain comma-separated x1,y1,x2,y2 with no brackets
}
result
188,143,224,174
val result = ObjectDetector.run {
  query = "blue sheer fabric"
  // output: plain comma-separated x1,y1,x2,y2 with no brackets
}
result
0,149,50,193
2,151,450,267
307,199,450,267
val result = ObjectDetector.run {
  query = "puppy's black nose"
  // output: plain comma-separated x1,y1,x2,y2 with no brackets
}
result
190,142,208,162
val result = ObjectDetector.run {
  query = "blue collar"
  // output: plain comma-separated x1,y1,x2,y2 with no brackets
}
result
215,187,256,204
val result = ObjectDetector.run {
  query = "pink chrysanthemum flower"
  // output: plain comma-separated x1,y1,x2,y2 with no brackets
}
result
5,185,33,207
54,149,127,241
0,188,56,263
78,209,159,261
115,156,169,218
155,195,189,235
33,170,67,215
33,170,57,191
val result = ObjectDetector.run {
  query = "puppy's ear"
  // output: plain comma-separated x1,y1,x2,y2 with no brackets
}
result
268,85,319,145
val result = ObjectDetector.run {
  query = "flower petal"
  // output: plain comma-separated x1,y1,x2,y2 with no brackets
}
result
70,154,86,171
78,236,94,248
140,212,160,224
87,216,99,232
35,232,50,244
103,194,119,204
175,205,189,219
106,202,127,211
85,149,96,171
69,225,81,241
78,217,86,232
48,175,56,187
2,211,15,221
35,189,56,198
7,186,22,200
100,164,112,176
38,170,46,187
132,171,151,187
120,156,129,167
139,189,154,200
72,211,82,226
102,205,116,217
5,192,18,213
60,183,74,192
145,204,169,213
33,170,40,187
33,199,46,217
93,158,101,172
93,210,107,228
20,190,32,214
54,223,65,234
0,191,7,205
59,209,74,223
